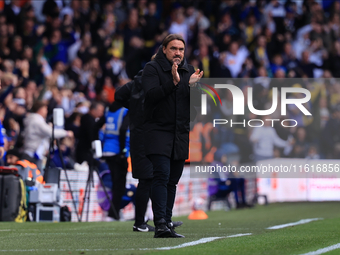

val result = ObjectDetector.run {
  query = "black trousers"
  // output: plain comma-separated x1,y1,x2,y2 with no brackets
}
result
106,155,128,220
134,178,152,226
148,154,185,223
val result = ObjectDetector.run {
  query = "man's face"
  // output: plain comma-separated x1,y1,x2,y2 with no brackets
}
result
163,39,185,64
40,106,48,119
51,31,61,45
148,3,156,15
302,51,309,62
7,154,18,165
95,105,105,118
229,42,238,55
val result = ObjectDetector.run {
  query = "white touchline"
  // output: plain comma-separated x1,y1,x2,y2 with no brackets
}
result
267,218,323,230
152,233,253,250
152,237,223,251
299,243,340,255
0,233,253,252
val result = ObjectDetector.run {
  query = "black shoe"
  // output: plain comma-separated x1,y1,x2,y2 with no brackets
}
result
236,203,253,209
243,203,254,208
154,219,172,238
167,222,185,238
133,222,155,232
236,203,244,209
172,221,183,228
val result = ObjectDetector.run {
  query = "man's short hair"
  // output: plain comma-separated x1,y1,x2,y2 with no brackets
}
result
31,101,47,113
90,101,104,111
162,34,185,48
6,148,21,160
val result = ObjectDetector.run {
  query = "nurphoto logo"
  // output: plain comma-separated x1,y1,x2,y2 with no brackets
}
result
199,83,311,128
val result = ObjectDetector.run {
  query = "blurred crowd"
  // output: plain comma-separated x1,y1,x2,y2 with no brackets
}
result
0,0,339,169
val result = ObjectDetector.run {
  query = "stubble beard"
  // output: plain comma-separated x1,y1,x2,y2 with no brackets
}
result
172,58,182,65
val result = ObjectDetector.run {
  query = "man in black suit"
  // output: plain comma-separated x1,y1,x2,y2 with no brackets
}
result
142,34,203,238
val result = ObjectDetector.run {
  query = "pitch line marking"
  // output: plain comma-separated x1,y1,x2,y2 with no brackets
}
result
267,218,323,230
153,233,252,250
0,233,252,252
299,243,340,255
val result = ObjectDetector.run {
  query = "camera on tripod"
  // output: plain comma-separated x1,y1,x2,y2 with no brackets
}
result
92,140,102,159
32,108,78,222
53,108,64,128
81,139,120,221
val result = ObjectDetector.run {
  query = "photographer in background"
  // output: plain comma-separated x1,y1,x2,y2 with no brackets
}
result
22,101,73,171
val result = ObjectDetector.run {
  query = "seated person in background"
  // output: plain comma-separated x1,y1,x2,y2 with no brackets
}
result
208,150,230,200
208,150,252,209
50,137,75,170
5,148,44,184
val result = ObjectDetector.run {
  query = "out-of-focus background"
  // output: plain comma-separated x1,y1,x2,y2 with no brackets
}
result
0,1,339,254
2,0,340,164
0,0,339,222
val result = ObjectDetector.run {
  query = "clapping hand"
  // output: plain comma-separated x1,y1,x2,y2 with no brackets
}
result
172,61,180,86
189,69,203,86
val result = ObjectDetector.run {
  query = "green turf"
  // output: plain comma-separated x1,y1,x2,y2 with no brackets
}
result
325,249,340,255
0,202,339,255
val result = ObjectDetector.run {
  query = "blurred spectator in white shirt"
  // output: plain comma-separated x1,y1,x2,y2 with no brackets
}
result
169,12,189,43
224,41,249,78
250,116,288,161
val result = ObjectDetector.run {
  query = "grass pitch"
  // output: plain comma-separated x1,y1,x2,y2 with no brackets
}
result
0,202,339,255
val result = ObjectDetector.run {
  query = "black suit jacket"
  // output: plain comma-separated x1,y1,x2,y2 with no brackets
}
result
141,46,196,160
